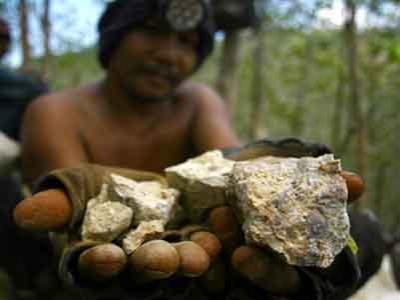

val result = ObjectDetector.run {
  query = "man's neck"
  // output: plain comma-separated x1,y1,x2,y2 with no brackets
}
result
101,76,173,119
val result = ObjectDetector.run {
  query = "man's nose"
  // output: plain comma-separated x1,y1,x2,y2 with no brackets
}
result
153,32,182,65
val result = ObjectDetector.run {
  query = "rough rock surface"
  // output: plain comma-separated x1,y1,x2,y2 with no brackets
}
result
108,174,180,226
165,150,235,222
122,220,165,255
230,154,349,268
81,185,133,242
81,176,179,244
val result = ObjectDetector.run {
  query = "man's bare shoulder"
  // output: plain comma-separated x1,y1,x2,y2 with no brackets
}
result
24,85,95,122
176,81,239,152
176,80,225,109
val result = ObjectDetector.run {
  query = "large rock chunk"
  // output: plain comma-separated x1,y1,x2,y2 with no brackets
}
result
165,150,235,222
230,154,349,268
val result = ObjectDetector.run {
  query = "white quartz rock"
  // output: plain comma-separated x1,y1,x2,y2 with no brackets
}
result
81,189,133,242
122,220,165,255
81,175,179,243
230,154,349,268
108,174,180,226
165,150,235,222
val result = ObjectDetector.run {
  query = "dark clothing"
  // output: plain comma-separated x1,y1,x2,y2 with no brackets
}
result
348,210,387,293
0,67,47,141
0,175,53,298
0,67,47,299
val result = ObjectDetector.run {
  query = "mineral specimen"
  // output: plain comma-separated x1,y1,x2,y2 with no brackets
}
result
81,152,351,268
108,174,180,226
81,185,133,242
165,150,235,222
122,220,165,255
81,175,180,244
229,154,349,268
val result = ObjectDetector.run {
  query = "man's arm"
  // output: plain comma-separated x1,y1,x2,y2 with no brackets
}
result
21,93,88,185
188,83,241,153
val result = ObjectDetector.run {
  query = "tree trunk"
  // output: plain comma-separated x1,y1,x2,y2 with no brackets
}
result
249,26,267,139
344,0,368,209
374,162,388,219
18,0,32,72
41,0,51,79
215,30,242,112
331,68,345,152
291,36,313,136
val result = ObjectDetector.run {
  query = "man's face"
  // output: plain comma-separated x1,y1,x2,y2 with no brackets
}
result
108,18,199,100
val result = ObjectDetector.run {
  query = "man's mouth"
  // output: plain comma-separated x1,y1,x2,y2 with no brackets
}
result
141,64,180,85
147,72,171,85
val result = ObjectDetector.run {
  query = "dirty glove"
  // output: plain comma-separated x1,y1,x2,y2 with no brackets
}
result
213,137,365,299
13,164,221,288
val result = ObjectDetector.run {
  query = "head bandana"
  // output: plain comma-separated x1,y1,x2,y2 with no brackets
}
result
97,0,216,70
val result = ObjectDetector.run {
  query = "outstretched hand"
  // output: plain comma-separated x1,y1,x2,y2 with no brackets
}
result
13,135,365,295
13,190,222,285
206,170,365,296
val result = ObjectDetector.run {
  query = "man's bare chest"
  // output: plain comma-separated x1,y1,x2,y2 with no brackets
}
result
80,117,194,173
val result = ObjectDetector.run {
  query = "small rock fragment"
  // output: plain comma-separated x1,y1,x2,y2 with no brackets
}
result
108,174,180,226
81,175,179,245
165,150,235,222
81,200,133,242
122,220,165,255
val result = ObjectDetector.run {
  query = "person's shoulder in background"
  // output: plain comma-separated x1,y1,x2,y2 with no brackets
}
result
0,67,48,98
0,67,48,141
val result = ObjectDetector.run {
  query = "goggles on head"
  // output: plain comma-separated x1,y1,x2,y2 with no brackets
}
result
159,0,210,32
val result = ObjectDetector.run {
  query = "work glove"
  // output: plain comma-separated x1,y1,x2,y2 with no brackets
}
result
13,164,222,289
14,138,365,299
209,137,365,299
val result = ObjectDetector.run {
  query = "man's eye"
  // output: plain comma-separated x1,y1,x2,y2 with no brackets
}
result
180,34,199,47
143,24,159,32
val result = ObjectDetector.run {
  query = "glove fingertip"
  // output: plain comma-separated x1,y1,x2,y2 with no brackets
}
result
13,189,72,231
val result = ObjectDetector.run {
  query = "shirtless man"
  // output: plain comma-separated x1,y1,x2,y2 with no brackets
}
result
14,1,364,299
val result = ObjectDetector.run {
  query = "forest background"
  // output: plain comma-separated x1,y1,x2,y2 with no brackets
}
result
1,0,400,232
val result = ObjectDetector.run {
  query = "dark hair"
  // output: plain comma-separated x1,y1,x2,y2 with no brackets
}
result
97,0,215,69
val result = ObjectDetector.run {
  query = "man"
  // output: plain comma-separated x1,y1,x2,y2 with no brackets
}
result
14,1,363,299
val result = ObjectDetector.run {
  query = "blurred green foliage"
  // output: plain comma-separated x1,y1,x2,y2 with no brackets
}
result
46,47,102,90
